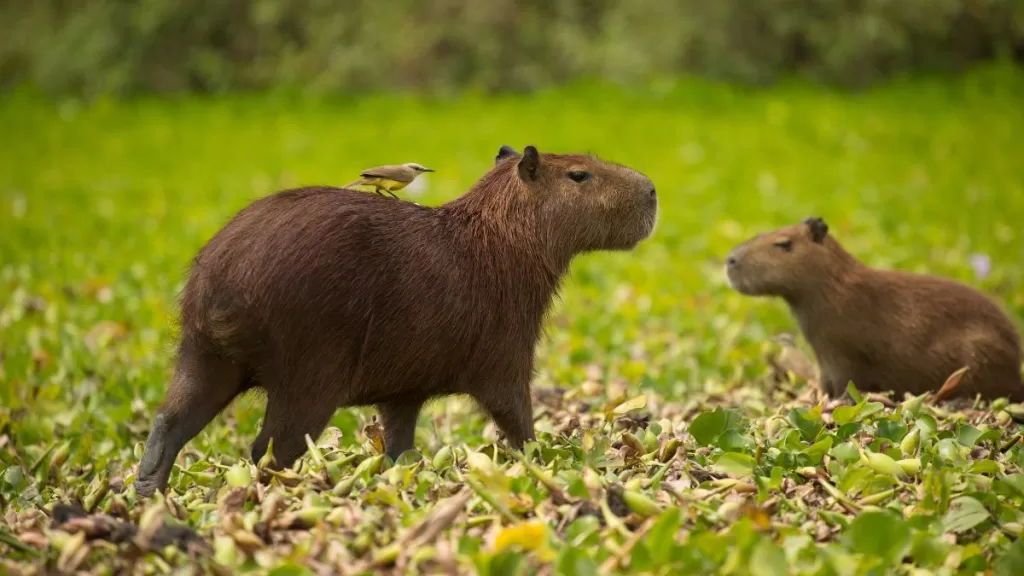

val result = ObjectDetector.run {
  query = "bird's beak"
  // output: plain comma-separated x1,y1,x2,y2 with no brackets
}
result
422,168,435,173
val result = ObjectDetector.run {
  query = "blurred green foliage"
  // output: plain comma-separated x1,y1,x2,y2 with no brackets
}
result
2,0,1023,98
2,63,1023,419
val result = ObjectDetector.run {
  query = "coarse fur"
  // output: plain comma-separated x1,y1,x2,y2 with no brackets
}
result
725,217,1024,402
134,145,658,497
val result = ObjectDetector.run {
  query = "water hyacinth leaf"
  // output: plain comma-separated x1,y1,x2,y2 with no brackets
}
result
957,426,984,448
712,452,757,476
688,408,744,447
612,394,648,416
556,547,598,576
845,382,864,404
995,538,1024,576
876,419,908,443
787,405,824,442
646,507,682,565
748,537,788,576
719,430,756,452
942,496,990,533
915,415,938,438
995,474,1024,498
833,400,885,426
843,511,912,566
935,439,963,464
801,436,833,464
266,563,315,576
487,551,527,576
836,422,862,441
967,460,1002,476
976,428,1002,445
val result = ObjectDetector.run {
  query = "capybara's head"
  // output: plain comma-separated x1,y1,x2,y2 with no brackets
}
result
725,217,838,298
488,145,658,252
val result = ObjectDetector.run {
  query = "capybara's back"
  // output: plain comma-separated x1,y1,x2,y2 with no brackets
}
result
135,145,658,497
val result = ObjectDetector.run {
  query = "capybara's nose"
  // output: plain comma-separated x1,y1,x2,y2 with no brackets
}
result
727,256,738,267
649,186,656,199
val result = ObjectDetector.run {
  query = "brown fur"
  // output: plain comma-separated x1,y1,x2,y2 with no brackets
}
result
134,145,658,497
726,217,1023,402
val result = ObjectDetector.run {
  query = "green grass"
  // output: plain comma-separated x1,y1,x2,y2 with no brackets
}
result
2,64,1024,574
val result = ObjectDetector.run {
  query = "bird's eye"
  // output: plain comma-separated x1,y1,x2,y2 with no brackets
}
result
567,171,591,183
774,239,793,251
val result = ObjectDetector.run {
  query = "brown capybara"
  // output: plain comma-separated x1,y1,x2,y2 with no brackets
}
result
725,217,1023,402
134,145,658,497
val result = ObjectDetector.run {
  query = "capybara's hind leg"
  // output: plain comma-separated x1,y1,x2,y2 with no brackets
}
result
250,389,337,470
135,341,246,498
377,400,425,460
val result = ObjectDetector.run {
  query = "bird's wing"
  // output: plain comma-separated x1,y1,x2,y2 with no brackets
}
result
359,165,415,183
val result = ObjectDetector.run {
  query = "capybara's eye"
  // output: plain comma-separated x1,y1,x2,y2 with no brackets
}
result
567,171,591,183
774,239,793,251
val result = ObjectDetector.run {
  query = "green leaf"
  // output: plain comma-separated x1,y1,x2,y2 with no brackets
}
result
801,436,833,464
646,507,682,565
748,537,789,576
957,425,984,447
395,450,423,466
489,550,527,576
845,381,863,404
842,511,912,566
788,406,824,442
968,460,1002,476
712,452,757,476
977,428,1002,445
995,538,1024,576
941,496,990,533
876,419,908,443
915,415,938,440
719,430,756,452
995,473,1024,498
835,422,862,441
266,563,315,576
555,547,598,576
612,394,648,416
935,439,962,463
831,441,860,462
833,401,884,426
688,408,743,447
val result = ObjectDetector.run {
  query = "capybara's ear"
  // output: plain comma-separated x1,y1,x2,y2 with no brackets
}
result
518,145,540,182
803,217,829,243
496,145,519,165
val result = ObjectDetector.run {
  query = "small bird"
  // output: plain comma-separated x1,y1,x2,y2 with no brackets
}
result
343,163,434,199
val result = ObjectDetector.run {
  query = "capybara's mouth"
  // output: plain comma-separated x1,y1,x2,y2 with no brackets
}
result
725,265,749,293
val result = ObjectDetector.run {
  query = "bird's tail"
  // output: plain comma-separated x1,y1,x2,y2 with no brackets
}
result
343,178,369,189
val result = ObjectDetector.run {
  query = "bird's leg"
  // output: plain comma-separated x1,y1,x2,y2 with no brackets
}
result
373,187,387,196
386,190,400,199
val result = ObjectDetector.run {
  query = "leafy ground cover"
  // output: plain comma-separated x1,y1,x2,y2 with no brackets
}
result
2,65,1024,574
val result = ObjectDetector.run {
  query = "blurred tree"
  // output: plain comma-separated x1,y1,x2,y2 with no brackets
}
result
1,0,1021,98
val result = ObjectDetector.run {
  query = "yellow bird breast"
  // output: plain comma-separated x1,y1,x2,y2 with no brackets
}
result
363,177,408,191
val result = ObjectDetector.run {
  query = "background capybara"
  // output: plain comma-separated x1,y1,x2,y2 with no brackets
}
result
725,217,1023,402
134,145,658,497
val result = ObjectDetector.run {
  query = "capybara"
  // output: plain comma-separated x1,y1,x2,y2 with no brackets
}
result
134,145,658,496
725,217,1023,402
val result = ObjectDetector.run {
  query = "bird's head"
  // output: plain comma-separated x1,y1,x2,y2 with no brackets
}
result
404,163,435,173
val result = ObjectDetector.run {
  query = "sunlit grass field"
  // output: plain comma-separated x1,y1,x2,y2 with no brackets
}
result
2,65,1024,574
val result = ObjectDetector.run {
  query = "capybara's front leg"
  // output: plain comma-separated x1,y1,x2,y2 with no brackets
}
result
250,387,337,470
473,382,535,451
377,400,425,460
